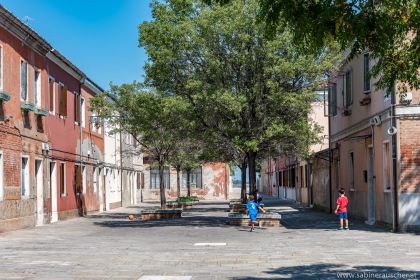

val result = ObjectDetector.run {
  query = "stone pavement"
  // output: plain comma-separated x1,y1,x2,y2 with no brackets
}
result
0,195,419,280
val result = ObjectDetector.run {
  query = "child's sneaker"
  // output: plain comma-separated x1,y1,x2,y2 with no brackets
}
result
337,227,343,230
250,228,254,232
258,221,262,229
345,227,349,230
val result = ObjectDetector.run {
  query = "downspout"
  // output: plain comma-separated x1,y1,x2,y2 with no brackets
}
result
390,88,399,232
328,91,333,214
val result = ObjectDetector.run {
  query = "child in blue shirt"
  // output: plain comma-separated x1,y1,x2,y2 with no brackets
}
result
246,194,266,232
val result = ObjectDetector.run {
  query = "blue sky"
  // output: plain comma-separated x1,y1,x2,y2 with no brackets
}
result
1,0,152,91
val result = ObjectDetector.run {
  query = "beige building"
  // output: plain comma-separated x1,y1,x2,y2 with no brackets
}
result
327,51,420,231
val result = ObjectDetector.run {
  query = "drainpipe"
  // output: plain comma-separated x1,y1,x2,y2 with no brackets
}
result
328,92,333,214
390,88,399,232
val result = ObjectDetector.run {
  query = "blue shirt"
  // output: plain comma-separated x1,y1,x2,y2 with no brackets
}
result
246,201,259,215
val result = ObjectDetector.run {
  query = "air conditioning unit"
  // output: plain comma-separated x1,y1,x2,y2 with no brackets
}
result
400,92,412,105
370,116,381,126
42,142,50,151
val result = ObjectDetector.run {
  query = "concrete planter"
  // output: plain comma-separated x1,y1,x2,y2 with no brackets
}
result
166,202,193,209
228,212,281,227
141,209,183,220
229,203,264,213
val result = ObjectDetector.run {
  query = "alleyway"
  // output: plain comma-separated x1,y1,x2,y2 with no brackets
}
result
0,196,418,279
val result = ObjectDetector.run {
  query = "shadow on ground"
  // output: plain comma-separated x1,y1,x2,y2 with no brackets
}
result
231,263,419,280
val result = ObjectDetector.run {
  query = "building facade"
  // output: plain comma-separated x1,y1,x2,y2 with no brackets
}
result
327,50,420,231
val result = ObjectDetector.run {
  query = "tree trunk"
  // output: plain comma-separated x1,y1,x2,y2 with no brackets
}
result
248,151,257,197
187,169,191,197
159,159,167,209
240,162,247,203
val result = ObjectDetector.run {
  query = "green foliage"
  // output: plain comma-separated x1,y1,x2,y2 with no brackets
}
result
89,82,194,208
206,0,420,93
139,0,340,190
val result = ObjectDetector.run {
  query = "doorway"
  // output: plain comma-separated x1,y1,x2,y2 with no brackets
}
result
366,146,375,225
50,162,58,223
35,160,43,226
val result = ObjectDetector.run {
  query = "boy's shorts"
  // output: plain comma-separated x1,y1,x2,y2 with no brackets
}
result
249,214,257,221
338,212,348,219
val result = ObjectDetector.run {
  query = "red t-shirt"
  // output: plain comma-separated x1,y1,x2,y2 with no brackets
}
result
336,196,348,213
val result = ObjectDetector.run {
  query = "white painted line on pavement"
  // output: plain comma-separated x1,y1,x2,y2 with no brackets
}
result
193,243,226,246
138,277,192,280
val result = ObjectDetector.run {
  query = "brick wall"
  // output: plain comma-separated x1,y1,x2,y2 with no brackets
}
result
399,119,420,193
0,124,22,200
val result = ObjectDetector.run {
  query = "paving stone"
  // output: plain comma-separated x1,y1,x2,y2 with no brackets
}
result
0,195,419,279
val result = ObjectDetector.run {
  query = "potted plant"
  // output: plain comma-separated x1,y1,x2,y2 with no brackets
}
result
359,96,371,106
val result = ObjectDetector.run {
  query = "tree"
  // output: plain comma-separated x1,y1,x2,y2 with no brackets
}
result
139,0,339,195
89,83,191,209
206,0,420,93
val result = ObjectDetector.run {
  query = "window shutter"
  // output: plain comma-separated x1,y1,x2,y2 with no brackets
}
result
75,94,80,123
60,85,67,116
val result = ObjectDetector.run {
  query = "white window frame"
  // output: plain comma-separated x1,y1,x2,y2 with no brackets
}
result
383,141,391,192
93,167,98,193
20,60,28,102
363,53,371,94
21,156,30,199
82,165,87,194
60,162,66,197
34,68,41,108
343,70,353,108
81,96,85,127
0,151,4,201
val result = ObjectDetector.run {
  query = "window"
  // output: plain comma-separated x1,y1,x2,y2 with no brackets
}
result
182,167,202,189
81,96,85,127
59,83,67,117
0,151,3,201
34,70,41,108
21,157,30,198
93,167,98,193
363,53,371,93
329,83,337,116
383,142,391,191
150,167,170,189
349,152,354,191
74,92,80,124
343,70,352,108
384,85,394,102
20,61,28,101
60,162,66,196
49,77,55,113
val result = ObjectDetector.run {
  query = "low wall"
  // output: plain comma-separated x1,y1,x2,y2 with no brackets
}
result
228,213,281,226
141,209,182,220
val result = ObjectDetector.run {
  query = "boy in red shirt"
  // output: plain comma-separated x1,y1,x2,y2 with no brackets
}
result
334,188,349,230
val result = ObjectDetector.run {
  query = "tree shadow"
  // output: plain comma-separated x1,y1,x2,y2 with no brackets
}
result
232,263,419,280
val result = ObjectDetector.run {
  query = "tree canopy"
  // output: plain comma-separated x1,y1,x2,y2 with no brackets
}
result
139,0,339,195
205,0,420,93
